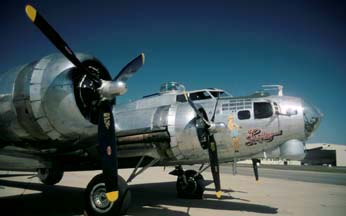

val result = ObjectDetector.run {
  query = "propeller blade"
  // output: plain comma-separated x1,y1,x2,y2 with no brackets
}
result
211,95,220,122
183,91,210,125
113,53,145,82
183,92,221,198
25,5,96,79
252,159,259,181
208,137,222,199
98,101,119,202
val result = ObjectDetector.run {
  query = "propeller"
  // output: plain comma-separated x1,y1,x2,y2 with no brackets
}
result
25,5,99,82
25,4,144,202
184,91,224,199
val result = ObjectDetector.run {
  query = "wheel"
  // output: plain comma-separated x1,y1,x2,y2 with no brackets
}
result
176,170,205,199
84,174,131,216
37,168,64,185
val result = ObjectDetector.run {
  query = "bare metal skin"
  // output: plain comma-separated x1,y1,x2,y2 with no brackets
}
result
0,61,321,170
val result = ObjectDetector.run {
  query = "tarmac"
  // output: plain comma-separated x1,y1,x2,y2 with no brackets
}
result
0,166,345,216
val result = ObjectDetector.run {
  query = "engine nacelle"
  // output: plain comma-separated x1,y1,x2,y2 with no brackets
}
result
0,53,110,144
114,99,208,161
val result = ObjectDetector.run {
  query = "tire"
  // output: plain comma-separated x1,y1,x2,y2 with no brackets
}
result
177,170,205,199
84,174,131,216
37,168,64,185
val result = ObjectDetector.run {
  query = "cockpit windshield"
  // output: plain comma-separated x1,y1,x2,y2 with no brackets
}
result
209,91,231,98
190,91,212,101
176,91,213,102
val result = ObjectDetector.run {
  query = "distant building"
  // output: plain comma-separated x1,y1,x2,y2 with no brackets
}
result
238,143,346,167
303,143,346,167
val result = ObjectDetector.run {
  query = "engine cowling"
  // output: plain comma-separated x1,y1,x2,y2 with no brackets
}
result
0,53,110,144
114,99,209,161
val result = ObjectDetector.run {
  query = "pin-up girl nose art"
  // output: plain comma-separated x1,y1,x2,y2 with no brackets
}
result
227,115,241,152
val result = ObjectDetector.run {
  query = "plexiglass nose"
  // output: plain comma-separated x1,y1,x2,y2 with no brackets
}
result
303,101,322,139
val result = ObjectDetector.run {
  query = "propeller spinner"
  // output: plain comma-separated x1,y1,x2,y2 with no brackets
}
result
25,4,144,202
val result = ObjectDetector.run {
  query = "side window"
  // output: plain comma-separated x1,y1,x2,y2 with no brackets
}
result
176,94,187,102
254,102,273,119
238,110,251,120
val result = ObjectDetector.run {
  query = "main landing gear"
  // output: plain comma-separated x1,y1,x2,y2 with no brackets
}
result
84,163,207,215
83,157,159,215
84,174,131,216
37,168,64,185
170,165,206,199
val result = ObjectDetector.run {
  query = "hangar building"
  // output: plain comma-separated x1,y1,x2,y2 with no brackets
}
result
239,143,346,167
302,143,346,167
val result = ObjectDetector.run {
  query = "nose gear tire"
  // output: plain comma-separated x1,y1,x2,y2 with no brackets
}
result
176,170,205,199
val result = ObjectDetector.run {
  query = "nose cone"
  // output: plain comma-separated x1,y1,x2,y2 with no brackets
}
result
303,101,323,139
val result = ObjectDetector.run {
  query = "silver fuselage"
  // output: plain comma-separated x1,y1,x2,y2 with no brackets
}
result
0,53,321,171
113,90,308,165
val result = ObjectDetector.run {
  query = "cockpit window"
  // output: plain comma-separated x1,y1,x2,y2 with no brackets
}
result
210,91,230,98
190,91,212,101
176,94,187,102
176,91,211,102
254,102,273,119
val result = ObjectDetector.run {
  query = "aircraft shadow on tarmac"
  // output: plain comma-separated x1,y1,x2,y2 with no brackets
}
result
0,178,278,215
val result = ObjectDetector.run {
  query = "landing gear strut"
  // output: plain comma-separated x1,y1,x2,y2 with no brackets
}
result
170,166,205,199
84,174,131,216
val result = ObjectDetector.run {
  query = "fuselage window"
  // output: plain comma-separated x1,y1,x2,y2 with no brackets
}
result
254,102,273,119
238,110,251,120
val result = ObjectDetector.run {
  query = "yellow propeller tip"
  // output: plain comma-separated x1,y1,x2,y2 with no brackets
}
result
25,5,37,22
106,191,119,202
216,191,222,199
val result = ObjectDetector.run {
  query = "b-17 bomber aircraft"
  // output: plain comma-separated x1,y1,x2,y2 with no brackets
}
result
0,5,322,216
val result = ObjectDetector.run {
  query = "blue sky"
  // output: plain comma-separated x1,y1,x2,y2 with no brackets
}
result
1,0,345,144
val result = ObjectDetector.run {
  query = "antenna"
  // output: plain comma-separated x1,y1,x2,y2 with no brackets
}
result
262,85,283,96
